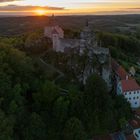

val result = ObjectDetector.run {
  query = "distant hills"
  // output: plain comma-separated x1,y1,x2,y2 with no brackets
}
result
0,14,140,36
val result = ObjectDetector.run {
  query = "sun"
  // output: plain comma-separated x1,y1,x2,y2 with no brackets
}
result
35,9,46,16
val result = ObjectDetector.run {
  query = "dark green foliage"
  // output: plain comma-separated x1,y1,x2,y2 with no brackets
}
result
84,74,115,135
0,110,14,140
63,117,87,140
98,32,140,57
0,34,132,140
24,113,47,140
24,32,50,54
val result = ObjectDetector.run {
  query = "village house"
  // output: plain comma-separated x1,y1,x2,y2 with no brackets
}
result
117,79,140,108
129,67,136,77
129,112,140,140
112,60,140,108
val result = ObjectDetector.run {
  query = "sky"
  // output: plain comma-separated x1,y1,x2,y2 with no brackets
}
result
0,0,140,16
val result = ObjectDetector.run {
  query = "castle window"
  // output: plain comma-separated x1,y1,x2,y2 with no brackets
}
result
129,97,131,100
133,97,135,100
135,102,137,105
137,97,139,99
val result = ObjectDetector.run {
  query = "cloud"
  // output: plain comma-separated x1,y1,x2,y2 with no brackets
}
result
126,7,140,10
0,5,64,11
0,0,19,2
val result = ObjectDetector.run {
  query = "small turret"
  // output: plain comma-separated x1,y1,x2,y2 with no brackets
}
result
48,14,56,26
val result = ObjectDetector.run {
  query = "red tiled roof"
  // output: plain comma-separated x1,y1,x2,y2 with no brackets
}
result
111,59,120,71
111,59,128,80
116,66,128,80
129,118,140,129
121,79,140,92
134,109,140,117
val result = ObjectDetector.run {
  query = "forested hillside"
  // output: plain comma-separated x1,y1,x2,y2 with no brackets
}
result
0,34,132,139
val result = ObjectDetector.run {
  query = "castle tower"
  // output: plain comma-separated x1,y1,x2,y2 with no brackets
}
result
44,14,64,39
79,20,91,54
52,29,60,52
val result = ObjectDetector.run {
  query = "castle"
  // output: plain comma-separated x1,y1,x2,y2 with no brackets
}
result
44,15,112,88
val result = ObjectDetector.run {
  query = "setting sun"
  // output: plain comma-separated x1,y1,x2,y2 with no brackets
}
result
35,9,47,16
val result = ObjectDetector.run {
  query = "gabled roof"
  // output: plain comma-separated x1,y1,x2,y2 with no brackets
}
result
55,25,64,33
52,28,59,34
111,59,120,71
121,79,140,92
111,59,130,80
117,66,128,80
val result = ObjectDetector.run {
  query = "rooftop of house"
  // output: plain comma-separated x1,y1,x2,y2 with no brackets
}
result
55,25,64,32
121,79,140,92
129,118,140,129
117,66,128,80
52,28,59,34
45,24,63,32
111,59,131,80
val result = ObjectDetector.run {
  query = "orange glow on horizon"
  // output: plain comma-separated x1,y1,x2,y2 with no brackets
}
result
34,9,47,16
0,1,140,16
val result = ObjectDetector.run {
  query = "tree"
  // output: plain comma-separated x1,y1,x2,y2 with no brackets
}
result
63,117,87,140
33,81,60,109
0,109,14,140
84,74,114,134
53,96,70,126
114,95,132,127
25,33,49,54
24,113,47,140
